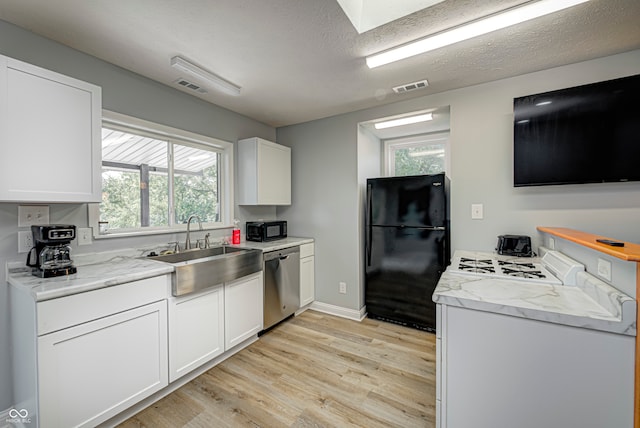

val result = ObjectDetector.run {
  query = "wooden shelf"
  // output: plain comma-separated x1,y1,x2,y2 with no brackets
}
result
537,227,640,262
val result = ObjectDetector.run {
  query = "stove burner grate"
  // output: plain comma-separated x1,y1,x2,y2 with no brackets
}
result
458,266,495,274
500,268,546,279
459,258,495,273
498,260,536,270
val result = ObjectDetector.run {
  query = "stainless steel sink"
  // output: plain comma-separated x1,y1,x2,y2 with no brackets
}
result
148,246,262,296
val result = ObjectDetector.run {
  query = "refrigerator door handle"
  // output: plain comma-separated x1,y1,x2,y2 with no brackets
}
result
366,183,373,267
390,225,445,231
420,226,446,231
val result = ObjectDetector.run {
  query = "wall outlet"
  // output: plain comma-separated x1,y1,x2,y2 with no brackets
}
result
339,281,347,294
18,231,34,253
77,227,92,246
548,237,555,250
597,258,612,282
471,204,483,220
18,205,50,227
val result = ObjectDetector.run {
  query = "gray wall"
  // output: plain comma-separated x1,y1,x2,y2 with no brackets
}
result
276,49,640,314
0,20,276,412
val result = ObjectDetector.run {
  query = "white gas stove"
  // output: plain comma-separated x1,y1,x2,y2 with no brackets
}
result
449,250,585,286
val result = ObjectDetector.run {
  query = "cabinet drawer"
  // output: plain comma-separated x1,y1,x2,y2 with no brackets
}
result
38,275,169,335
300,242,314,258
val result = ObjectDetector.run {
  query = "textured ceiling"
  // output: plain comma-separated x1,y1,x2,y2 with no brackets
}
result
0,0,639,127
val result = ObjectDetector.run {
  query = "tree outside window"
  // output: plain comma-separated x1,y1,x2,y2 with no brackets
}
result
385,133,449,177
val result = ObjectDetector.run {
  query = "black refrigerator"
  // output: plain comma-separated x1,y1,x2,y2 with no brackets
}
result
365,173,450,332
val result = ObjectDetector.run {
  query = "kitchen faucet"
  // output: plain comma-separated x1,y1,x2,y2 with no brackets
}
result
185,214,203,250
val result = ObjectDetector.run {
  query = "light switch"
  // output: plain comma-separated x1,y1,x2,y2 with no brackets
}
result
471,204,483,220
78,228,92,246
18,205,50,227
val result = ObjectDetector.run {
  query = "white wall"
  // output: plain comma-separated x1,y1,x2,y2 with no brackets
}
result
0,19,276,412
276,49,640,314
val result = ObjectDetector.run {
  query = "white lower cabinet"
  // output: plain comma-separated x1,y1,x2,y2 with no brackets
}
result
11,269,268,427
38,301,168,428
168,285,225,382
438,304,635,428
299,243,315,307
224,271,264,350
13,275,170,428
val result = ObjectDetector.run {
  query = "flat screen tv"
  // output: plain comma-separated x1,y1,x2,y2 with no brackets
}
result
513,73,640,187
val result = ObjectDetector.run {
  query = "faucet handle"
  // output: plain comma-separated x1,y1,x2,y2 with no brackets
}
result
168,241,180,253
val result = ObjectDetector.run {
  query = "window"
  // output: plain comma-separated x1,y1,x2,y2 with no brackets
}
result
89,111,233,237
384,133,449,176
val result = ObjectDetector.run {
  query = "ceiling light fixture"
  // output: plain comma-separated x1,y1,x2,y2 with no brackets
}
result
374,113,433,129
365,0,589,68
171,56,241,96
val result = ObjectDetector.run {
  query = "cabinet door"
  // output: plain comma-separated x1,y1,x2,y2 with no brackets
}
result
257,140,291,205
300,255,315,307
225,272,263,350
37,301,168,428
237,137,291,205
0,55,101,202
168,285,224,382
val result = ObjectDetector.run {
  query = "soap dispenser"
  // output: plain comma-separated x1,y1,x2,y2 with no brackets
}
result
232,219,241,244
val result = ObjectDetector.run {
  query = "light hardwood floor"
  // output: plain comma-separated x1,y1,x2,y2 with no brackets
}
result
119,310,437,427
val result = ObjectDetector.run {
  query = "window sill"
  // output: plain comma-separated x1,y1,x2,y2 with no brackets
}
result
93,224,233,240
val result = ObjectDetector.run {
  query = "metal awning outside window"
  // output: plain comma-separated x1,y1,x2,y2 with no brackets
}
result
102,128,217,173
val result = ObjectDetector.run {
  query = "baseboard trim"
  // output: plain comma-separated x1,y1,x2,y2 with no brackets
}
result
309,301,367,321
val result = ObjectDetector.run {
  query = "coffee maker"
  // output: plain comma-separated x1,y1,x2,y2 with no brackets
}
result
26,225,77,278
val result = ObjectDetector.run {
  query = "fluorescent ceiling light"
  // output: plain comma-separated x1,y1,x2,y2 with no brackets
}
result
171,56,241,96
374,113,433,129
409,148,445,157
366,0,589,68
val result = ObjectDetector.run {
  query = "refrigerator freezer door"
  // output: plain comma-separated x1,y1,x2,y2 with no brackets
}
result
367,174,447,228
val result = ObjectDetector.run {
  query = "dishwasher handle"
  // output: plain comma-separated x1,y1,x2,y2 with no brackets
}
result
263,245,300,262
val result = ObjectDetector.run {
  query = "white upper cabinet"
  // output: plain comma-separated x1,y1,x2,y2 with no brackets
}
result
0,54,102,203
237,137,291,205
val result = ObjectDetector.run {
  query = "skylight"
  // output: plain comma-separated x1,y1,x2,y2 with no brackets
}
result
336,0,446,33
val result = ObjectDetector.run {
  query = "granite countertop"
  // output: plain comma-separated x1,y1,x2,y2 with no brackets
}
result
6,236,314,302
433,250,636,336
7,251,174,302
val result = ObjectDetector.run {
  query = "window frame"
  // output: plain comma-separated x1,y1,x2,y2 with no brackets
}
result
383,132,450,177
88,110,234,239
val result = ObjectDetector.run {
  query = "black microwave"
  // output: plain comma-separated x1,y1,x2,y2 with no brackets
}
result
246,221,287,242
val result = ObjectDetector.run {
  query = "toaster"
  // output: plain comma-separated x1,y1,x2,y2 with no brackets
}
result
496,234,533,257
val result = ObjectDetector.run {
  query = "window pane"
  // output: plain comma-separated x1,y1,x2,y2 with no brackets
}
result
100,127,169,230
393,144,445,176
101,169,141,229
174,146,219,224
149,172,169,227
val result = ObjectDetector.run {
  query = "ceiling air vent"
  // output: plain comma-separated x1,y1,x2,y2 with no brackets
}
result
393,79,429,94
174,78,207,94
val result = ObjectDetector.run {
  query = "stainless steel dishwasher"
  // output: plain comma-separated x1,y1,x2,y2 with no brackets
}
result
263,246,300,330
